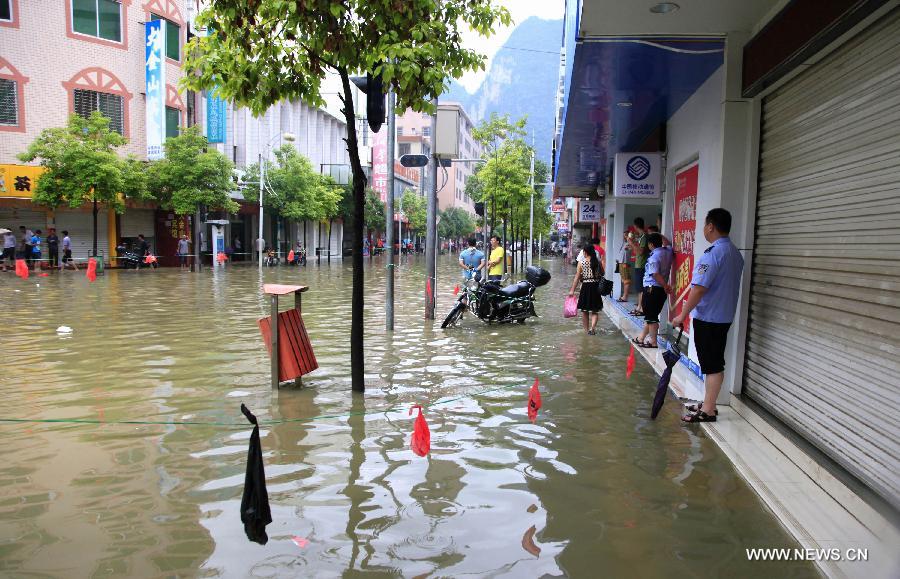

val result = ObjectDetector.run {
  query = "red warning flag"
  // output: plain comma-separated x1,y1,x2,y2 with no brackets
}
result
409,405,430,457
453,284,460,296
15,259,28,279
143,254,158,264
527,378,542,423
86,258,97,282
626,344,635,378
287,250,295,263
216,251,227,263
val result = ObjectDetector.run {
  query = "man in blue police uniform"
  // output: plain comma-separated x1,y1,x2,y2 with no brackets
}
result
672,208,744,423
632,232,673,348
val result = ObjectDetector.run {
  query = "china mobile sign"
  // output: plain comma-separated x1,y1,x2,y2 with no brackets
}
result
613,153,661,198
145,21,166,160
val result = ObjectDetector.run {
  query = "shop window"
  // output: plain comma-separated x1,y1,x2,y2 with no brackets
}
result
397,126,403,136
72,0,121,42
423,126,431,137
150,13,180,60
0,78,17,126
74,89,124,134
398,143,411,156
165,106,180,138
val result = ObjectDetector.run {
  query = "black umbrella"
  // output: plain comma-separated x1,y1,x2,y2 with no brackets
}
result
240,404,272,544
651,329,683,419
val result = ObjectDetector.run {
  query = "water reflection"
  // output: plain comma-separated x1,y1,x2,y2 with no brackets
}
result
0,257,817,578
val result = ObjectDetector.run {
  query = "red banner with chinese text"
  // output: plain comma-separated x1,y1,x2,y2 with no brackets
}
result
669,163,698,333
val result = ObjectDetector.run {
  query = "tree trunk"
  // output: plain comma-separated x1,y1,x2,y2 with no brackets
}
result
327,218,333,263
92,197,98,258
339,69,367,394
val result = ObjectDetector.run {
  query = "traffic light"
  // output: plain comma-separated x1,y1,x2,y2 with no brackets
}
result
474,202,484,216
400,154,429,168
350,71,385,133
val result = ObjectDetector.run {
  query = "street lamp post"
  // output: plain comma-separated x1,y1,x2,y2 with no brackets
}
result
258,132,295,268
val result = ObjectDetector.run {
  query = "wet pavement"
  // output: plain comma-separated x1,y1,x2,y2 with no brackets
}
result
0,256,818,577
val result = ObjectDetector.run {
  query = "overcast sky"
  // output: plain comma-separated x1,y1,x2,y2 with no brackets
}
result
456,0,566,93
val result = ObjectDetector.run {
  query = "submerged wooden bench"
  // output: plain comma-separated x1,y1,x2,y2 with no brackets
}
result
258,284,318,388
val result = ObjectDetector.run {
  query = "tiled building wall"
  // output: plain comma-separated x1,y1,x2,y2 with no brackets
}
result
0,0,189,163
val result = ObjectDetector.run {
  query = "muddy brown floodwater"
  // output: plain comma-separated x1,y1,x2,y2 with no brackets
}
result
0,255,818,578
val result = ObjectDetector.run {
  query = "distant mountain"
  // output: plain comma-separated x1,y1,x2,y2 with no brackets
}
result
445,17,562,173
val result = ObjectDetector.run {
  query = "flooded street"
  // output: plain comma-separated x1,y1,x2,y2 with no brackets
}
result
0,256,816,578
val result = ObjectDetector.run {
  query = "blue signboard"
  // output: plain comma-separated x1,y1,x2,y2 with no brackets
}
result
207,88,226,143
145,21,166,160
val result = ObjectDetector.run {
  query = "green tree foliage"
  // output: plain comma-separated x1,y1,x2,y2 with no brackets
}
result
148,126,237,215
244,145,341,222
438,207,475,240
470,114,533,226
400,189,427,233
181,0,510,393
337,186,386,233
18,112,149,255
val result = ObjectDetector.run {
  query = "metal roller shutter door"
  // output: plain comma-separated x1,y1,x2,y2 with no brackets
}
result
55,210,109,264
0,208,48,239
121,209,155,239
746,10,900,508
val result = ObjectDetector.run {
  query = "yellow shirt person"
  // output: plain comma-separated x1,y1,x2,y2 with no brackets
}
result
487,235,505,279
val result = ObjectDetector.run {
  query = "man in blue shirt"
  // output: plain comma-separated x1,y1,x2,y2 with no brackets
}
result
632,233,673,348
673,208,745,423
458,237,485,281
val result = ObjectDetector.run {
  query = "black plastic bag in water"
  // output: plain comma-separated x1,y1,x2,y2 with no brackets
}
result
240,404,272,544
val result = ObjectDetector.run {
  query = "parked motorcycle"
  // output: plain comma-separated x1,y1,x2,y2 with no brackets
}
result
441,265,551,328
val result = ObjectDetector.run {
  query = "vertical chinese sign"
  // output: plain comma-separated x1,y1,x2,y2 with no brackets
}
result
670,162,698,333
371,128,388,202
207,88,226,143
145,21,166,160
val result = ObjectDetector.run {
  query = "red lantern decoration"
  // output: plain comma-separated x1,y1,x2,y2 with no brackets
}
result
527,378,542,423
86,258,97,282
15,259,28,279
409,405,430,457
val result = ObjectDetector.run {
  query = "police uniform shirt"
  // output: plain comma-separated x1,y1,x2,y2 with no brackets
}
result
642,246,673,288
691,237,744,324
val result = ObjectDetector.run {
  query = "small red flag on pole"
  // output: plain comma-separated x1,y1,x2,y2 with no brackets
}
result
626,344,636,378
15,259,28,279
409,405,430,457
287,250,295,263
527,378,542,423
216,251,227,263
86,258,97,282
453,284,460,296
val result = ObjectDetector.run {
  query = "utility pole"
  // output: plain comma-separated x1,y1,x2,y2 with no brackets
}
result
385,90,396,331
258,152,265,269
528,131,535,268
425,98,438,319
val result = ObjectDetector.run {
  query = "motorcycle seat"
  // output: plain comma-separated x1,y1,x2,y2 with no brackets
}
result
500,281,531,298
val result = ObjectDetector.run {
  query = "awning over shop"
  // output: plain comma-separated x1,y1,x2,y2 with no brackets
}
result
555,38,723,197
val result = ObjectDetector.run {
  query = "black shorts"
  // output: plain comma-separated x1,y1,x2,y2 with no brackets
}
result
642,286,667,324
1,247,14,262
693,319,731,375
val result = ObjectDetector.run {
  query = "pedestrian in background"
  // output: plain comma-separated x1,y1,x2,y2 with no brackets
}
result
46,228,59,269
30,229,42,270
569,242,604,335
617,233,632,303
61,230,77,270
628,217,649,315
632,233,673,348
458,237,485,282
177,234,190,270
1,229,15,271
673,208,745,423
486,234,504,282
